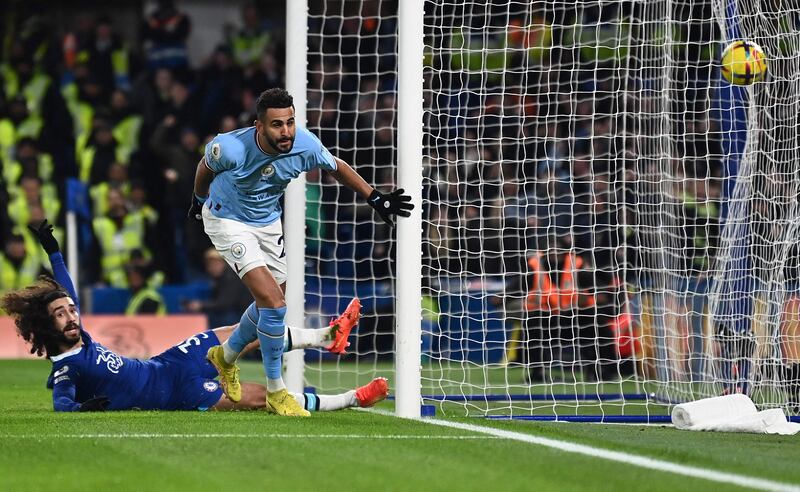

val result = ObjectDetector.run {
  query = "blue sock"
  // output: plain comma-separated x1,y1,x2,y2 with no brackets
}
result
256,306,287,381
303,393,320,412
226,302,258,354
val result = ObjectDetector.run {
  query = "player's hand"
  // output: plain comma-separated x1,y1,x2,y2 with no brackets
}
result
188,194,205,221
79,396,110,412
28,219,60,255
367,189,414,227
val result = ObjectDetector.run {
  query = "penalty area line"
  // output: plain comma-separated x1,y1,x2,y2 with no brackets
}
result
362,409,799,492
1,433,498,440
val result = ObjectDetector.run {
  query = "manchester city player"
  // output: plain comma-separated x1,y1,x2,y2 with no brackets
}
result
188,88,412,416
0,221,389,412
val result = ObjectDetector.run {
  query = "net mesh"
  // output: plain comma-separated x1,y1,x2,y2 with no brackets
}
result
302,0,800,417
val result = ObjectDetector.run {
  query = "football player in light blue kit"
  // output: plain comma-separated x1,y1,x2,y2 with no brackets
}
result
189,88,412,416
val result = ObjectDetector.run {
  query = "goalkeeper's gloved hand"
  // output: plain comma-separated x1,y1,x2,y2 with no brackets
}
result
188,194,206,221
366,189,414,227
28,219,60,255
79,396,110,412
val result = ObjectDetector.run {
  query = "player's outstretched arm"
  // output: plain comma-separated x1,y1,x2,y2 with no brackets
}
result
28,220,80,309
329,157,414,227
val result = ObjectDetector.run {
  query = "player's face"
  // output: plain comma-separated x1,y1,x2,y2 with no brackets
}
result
47,297,81,344
257,107,296,154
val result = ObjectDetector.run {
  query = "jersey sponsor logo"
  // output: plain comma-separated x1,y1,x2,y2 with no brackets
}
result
234,262,241,274
54,365,69,377
261,164,275,178
210,143,222,161
96,346,124,374
230,243,246,259
54,375,70,384
203,381,219,392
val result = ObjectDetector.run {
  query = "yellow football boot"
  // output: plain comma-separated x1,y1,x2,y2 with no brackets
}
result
206,345,242,403
266,389,311,417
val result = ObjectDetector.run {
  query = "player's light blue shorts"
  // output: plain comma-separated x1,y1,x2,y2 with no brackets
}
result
150,331,225,411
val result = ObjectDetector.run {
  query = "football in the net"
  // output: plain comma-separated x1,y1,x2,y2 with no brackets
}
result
720,40,767,85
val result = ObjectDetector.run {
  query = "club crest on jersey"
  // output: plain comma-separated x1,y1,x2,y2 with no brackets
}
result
230,242,246,259
261,164,275,179
203,381,219,392
96,347,123,374
210,143,222,161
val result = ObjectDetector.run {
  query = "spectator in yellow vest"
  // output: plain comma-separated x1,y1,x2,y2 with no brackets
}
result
7,174,61,230
230,4,271,69
92,187,149,287
124,263,166,315
0,233,42,298
90,162,130,218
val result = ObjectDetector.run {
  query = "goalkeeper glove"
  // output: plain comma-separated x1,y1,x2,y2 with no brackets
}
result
79,396,110,412
367,189,413,227
28,219,60,255
188,194,206,221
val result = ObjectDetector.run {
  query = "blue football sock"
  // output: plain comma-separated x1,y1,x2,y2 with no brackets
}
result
256,306,287,381
226,302,258,354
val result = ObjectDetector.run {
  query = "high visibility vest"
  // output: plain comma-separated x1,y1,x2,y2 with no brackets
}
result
6,183,61,227
22,73,51,115
92,215,147,288
450,27,508,74
568,22,630,66
525,254,560,312
79,145,128,183
16,225,63,271
90,181,131,218
0,64,18,99
125,287,166,315
0,119,15,160
61,82,94,143
130,205,159,227
232,31,271,67
3,154,55,187
0,252,40,291
112,115,143,164
609,311,641,358
558,253,595,309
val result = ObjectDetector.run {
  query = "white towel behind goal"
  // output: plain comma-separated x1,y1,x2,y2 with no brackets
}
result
672,394,800,435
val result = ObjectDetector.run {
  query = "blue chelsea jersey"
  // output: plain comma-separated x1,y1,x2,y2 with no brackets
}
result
49,330,173,411
204,126,338,226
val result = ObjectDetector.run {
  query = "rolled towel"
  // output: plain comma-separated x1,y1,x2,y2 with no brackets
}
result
671,394,800,435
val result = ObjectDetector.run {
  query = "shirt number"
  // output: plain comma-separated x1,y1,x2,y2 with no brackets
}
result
177,332,210,354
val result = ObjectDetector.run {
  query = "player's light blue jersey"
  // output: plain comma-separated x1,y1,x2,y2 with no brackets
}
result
204,126,337,226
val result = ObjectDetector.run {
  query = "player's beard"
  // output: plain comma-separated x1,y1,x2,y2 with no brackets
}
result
56,321,81,345
265,132,295,154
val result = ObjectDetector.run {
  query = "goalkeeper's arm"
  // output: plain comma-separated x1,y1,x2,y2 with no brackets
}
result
329,157,413,227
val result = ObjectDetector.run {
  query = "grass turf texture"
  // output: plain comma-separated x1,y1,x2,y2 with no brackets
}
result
2,359,799,491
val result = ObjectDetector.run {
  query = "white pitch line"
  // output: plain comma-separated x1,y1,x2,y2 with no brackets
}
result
363,409,800,492
1,433,497,440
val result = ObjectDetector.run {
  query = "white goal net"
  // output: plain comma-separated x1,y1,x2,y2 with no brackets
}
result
300,0,800,419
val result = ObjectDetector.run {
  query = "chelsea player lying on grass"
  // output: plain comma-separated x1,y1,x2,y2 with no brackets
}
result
0,220,388,412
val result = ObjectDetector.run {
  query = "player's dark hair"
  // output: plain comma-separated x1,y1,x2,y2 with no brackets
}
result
0,276,70,357
256,88,294,121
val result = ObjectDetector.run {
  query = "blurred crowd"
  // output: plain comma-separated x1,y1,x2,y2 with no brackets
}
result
0,1,286,316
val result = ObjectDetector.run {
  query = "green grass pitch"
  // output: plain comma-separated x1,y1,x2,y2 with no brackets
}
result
2,359,799,491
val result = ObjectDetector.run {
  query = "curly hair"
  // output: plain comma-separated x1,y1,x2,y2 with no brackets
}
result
256,88,294,121
0,276,70,357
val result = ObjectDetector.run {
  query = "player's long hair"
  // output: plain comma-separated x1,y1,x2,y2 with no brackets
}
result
0,276,70,357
